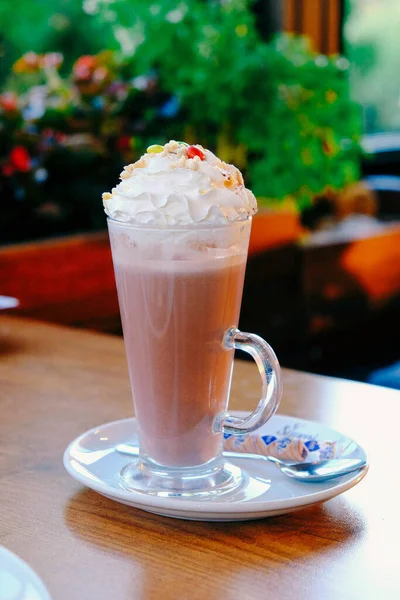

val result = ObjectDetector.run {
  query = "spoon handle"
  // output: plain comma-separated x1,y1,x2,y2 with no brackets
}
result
114,443,367,478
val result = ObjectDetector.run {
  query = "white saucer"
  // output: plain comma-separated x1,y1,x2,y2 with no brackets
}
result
0,296,19,310
0,546,52,600
64,413,368,522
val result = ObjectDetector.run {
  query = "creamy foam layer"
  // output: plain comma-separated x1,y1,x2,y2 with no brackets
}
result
112,250,246,273
103,140,257,225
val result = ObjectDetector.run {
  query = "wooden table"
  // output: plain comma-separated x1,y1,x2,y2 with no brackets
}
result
1,316,399,600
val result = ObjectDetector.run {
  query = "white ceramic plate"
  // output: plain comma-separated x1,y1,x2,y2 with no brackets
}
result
64,413,368,522
0,296,18,310
0,547,52,600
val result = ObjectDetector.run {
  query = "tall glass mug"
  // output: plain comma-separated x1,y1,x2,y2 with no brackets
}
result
108,217,282,497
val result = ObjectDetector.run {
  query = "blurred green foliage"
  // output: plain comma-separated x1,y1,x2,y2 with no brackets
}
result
0,0,363,243
0,0,106,79
244,36,361,205
88,0,362,204
345,0,400,133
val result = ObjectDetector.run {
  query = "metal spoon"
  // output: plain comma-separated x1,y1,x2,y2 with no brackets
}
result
115,442,367,483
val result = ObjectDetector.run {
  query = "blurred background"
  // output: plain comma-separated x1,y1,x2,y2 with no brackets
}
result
1,0,400,387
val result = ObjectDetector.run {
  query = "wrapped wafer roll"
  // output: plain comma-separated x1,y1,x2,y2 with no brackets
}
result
223,433,338,462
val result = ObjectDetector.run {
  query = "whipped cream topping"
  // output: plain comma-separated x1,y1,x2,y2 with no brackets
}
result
102,140,257,225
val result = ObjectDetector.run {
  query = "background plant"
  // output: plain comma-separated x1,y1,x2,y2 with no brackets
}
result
0,0,363,243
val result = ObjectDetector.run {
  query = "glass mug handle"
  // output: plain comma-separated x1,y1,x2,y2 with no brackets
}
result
217,327,283,435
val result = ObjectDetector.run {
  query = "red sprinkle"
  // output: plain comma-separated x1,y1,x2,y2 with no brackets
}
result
187,145,205,161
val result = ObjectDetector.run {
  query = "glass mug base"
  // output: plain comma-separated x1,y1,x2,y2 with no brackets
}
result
119,456,243,498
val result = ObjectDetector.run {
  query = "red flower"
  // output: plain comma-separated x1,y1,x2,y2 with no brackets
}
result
0,92,18,113
2,164,15,177
73,55,97,81
117,135,132,151
10,146,31,172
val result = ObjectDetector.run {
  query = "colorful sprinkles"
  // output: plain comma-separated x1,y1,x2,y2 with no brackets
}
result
186,145,206,161
147,144,164,154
